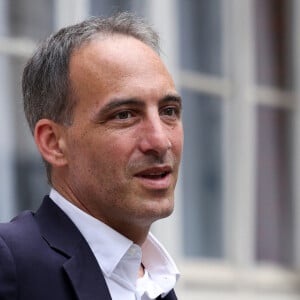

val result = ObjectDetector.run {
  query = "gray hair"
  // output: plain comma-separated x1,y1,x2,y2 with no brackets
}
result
22,12,160,183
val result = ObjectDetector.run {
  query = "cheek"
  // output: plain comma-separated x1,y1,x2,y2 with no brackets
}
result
103,132,137,156
171,127,184,156
68,128,137,176
93,139,131,172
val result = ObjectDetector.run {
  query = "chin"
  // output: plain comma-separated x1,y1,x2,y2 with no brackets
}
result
148,200,174,221
132,193,175,223
134,208,174,228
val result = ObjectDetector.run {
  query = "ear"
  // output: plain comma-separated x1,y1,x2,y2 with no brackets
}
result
34,119,68,167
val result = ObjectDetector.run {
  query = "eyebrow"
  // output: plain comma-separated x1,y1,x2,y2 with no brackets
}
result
159,94,182,108
95,93,182,120
96,98,145,117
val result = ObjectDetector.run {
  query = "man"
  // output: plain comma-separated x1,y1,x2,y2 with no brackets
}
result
0,12,183,300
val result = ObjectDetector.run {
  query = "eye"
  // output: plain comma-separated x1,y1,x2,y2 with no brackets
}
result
163,107,177,116
114,110,133,119
161,106,180,118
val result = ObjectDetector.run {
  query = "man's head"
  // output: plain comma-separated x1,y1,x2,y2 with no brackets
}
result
22,12,183,240
22,12,160,182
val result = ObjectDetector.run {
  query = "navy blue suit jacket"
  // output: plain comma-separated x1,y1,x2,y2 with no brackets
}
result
0,196,177,300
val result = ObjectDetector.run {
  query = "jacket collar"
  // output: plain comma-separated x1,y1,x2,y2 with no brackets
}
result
35,196,112,300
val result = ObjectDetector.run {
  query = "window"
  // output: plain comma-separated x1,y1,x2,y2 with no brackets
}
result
254,0,294,266
182,90,224,258
179,0,225,259
256,106,293,265
0,0,53,218
177,0,300,298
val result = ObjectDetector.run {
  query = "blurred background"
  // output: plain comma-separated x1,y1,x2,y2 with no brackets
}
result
1,0,300,299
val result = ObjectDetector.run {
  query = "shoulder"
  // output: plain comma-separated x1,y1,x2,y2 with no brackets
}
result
0,209,51,266
0,211,45,271
0,234,17,299
0,211,36,300
0,211,38,247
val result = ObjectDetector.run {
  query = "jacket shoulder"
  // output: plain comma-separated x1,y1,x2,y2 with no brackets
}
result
0,211,37,300
0,211,38,246
0,208,78,300
0,234,17,299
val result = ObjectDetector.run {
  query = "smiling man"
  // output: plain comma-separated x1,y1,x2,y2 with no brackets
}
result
0,12,183,300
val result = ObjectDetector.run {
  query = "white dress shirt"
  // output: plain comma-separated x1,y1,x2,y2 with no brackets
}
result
50,189,179,300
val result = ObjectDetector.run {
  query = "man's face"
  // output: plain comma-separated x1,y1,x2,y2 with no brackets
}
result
60,36,183,232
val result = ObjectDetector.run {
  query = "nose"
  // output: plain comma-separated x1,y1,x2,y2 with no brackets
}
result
138,114,171,157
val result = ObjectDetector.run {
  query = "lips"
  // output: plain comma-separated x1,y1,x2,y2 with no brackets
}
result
135,166,172,178
134,166,173,189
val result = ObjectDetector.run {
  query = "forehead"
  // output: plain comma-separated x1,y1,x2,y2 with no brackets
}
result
78,34,159,62
68,36,176,118
69,35,173,88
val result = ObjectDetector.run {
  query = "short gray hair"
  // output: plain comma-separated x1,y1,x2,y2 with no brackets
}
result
22,12,160,183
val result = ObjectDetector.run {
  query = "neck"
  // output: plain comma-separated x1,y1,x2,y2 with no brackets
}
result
110,222,150,246
51,183,152,245
138,263,145,278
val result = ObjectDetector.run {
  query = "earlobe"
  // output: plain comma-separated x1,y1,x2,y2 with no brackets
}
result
34,119,68,167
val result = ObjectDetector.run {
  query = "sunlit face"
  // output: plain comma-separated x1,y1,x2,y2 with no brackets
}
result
59,35,183,232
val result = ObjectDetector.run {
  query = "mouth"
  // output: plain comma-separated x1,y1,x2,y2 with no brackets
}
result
135,166,172,178
134,166,173,189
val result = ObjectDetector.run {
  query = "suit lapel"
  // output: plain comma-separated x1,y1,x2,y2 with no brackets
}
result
35,196,112,300
63,239,112,300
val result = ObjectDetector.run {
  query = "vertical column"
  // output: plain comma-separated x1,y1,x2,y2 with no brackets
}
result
54,0,89,29
292,0,300,270
144,0,180,84
223,0,257,266
0,0,17,221
144,0,183,259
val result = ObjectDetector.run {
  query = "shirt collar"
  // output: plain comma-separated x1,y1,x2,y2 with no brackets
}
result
49,188,133,277
141,233,180,296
